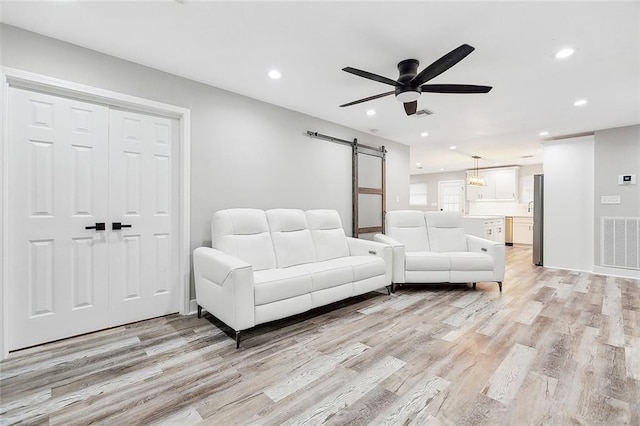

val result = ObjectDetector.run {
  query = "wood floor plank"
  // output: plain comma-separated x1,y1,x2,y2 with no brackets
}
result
482,343,537,404
282,356,405,425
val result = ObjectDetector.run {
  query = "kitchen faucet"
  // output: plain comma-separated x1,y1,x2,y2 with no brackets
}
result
527,201,534,213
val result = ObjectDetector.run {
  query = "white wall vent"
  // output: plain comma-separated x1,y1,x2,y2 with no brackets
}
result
601,217,640,270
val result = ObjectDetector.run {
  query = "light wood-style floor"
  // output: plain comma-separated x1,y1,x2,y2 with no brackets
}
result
1,246,639,425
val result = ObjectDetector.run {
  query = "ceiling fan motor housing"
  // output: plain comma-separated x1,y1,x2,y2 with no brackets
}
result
395,59,421,102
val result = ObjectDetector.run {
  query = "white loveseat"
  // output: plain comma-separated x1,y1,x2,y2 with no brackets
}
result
193,208,392,347
374,210,505,292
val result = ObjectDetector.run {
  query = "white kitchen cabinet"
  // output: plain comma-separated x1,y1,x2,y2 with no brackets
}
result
513,217,534,245
466,167,519,201
494,168,518,200
463,216,505,244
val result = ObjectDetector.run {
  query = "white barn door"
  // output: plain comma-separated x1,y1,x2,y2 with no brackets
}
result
7,88,180,351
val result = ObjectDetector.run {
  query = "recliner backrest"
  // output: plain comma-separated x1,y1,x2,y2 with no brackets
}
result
266,209,317,268
385,210,430,251
306,209,350,261
212,208,277,271
425,211,468,252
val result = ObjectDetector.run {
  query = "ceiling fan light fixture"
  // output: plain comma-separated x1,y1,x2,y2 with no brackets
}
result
396,90,421,103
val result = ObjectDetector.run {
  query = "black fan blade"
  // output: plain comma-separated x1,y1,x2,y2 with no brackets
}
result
403,101,417,116
339,91,394,107
421,84,492,94
342,67,399,86
411,44,475,86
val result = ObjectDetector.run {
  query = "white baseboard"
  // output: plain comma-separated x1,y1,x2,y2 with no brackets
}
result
592,266,640,280
540,265,592,274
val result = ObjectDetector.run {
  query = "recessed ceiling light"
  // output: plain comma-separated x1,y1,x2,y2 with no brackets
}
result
420,131,429,137
268,69,281,79
539,131,549,136
416,162,423,169
574,99,588,106
440,168,445,171
366,109,376,116
494,163,501,166
555,48,575,59
449,146,457,150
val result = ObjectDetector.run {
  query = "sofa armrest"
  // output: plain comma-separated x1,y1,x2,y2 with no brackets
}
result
373,234,406,284
346,237,393,286
466,235,505,281
193,247,256,331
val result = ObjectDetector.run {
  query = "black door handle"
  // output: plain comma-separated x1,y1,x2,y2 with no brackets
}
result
85,222,105,231
112,222,132,230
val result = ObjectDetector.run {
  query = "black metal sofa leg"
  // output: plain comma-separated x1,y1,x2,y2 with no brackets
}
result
472,282,477,290
235,330,241,349
197,305,202,318
498,281,503,292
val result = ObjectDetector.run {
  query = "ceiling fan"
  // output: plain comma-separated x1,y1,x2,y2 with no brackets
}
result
339,44,492,116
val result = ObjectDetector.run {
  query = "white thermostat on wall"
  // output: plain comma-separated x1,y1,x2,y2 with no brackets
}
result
618,174,636,185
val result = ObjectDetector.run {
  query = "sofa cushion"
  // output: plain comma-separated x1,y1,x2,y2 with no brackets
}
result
253,268,313,306
290,257,354,292
267,209,317,268
448,252,494,271
425,211,467,253
212,209,276,271
385,210,430,251
405,252,451,271
348,255,386,281
306,210,350,261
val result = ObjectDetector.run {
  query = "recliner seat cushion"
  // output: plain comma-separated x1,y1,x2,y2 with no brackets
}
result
349,256,386,281
405,252,451,271
253,268,313,305
289,258,354,291
448,252,494,271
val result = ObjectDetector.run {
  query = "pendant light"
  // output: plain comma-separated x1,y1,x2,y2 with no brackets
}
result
468,155,486,186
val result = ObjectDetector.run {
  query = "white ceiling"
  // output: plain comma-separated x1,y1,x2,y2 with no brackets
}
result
1,1,639,174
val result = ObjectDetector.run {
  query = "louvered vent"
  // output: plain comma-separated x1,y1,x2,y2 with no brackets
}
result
601,217,640,270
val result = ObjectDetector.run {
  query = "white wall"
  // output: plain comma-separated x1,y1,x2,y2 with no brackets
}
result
0,24,411,296
593,125,640,274
543,136,594,272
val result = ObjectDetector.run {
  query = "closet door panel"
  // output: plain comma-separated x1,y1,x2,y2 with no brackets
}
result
7,88,110,350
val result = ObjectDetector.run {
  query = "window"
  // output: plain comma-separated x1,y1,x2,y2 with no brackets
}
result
409,183,428,206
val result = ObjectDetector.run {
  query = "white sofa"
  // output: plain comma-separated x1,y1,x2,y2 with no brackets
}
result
193,208,392,347
374,210,505,292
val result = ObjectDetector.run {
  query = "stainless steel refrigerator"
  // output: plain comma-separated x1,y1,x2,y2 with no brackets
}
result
533,174,544,265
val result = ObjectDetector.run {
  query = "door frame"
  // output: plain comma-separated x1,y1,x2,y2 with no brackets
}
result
0,67,192,360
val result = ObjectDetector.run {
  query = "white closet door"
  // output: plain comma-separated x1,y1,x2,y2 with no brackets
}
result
107,109,179,325
7,88,110,350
